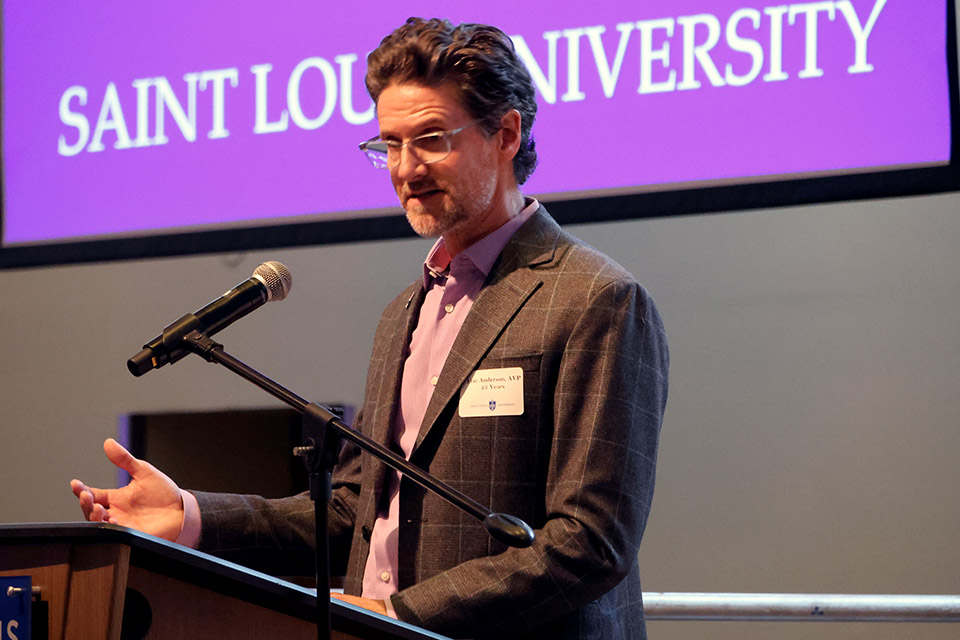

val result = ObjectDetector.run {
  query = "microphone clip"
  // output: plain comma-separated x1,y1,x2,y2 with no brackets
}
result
177,328,224,363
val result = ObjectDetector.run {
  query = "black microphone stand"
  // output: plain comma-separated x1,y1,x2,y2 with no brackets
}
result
174,329,534,640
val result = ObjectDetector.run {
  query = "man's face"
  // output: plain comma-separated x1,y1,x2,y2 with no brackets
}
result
376,82,502,242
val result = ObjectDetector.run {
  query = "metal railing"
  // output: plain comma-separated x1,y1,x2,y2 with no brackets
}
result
643,592,960,622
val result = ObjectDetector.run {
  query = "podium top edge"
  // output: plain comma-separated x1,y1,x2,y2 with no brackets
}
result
0,522,452,640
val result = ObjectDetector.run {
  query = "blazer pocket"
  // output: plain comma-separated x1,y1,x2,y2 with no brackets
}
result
462,353,543,418
455,354,546,488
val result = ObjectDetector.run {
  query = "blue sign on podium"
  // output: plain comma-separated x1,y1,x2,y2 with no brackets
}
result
0,576,31,640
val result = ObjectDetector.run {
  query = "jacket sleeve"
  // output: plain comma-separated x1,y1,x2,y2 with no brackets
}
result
190,413,364,577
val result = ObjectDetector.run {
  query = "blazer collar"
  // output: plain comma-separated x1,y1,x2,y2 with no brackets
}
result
412,205,562,454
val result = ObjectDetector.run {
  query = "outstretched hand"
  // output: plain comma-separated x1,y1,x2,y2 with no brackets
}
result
70,438,185,542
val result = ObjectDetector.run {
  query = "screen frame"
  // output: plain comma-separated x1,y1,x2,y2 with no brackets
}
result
2,2,958,270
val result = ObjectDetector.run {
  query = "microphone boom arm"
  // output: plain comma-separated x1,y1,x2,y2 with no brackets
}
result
181,330,535,544
176,329,535,639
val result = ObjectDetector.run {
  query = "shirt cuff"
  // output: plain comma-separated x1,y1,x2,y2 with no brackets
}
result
384,595,398,620
175,489,202,549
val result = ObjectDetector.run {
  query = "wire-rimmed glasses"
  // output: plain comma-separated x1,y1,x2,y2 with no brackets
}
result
358,121,480,169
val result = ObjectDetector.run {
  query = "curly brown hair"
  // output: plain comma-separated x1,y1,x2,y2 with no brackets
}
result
365,18,538,185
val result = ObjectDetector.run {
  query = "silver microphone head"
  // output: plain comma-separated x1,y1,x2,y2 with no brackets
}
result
253,261,293,301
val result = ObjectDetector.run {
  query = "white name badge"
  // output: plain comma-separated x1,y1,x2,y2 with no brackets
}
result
458,367,524,417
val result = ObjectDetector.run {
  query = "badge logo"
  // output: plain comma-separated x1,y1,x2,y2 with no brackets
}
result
489,400,497,411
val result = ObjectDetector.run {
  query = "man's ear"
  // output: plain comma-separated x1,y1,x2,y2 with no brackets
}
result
498,109,523,161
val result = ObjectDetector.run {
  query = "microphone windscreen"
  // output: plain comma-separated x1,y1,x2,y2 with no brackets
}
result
254,261,293,302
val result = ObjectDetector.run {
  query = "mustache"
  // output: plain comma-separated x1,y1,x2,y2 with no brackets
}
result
401,180,442,198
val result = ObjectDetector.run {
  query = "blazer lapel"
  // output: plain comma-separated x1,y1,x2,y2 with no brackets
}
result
413,207,561,453
369,281,426,492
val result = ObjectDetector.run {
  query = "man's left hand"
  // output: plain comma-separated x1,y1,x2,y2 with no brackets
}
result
331,593,388,616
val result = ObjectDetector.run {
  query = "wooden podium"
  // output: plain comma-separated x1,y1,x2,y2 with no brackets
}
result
0,523,449,640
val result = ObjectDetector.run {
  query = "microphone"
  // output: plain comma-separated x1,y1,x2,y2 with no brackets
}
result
127,261,292,377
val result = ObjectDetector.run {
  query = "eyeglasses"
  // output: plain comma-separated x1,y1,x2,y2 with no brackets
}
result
358,121,480,169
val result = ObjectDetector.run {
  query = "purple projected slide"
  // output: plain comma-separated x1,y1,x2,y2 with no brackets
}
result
1,0,951,245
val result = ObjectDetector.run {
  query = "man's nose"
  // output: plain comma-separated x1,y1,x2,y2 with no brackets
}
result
394,145,428,181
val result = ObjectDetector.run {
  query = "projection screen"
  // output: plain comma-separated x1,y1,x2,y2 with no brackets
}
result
1,0,957,267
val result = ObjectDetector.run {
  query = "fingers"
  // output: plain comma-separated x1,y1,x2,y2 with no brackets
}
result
72,481,109,522
103,438,142,477
70,478,85,499
330,594,388,616
71,478,109,505
81,493,115,524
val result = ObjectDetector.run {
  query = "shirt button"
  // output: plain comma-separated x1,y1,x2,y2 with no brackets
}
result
380,571,391,583
430,376,439,386
444,303,455,314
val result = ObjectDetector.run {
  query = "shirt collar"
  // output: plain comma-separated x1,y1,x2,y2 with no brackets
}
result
422,198,539,287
